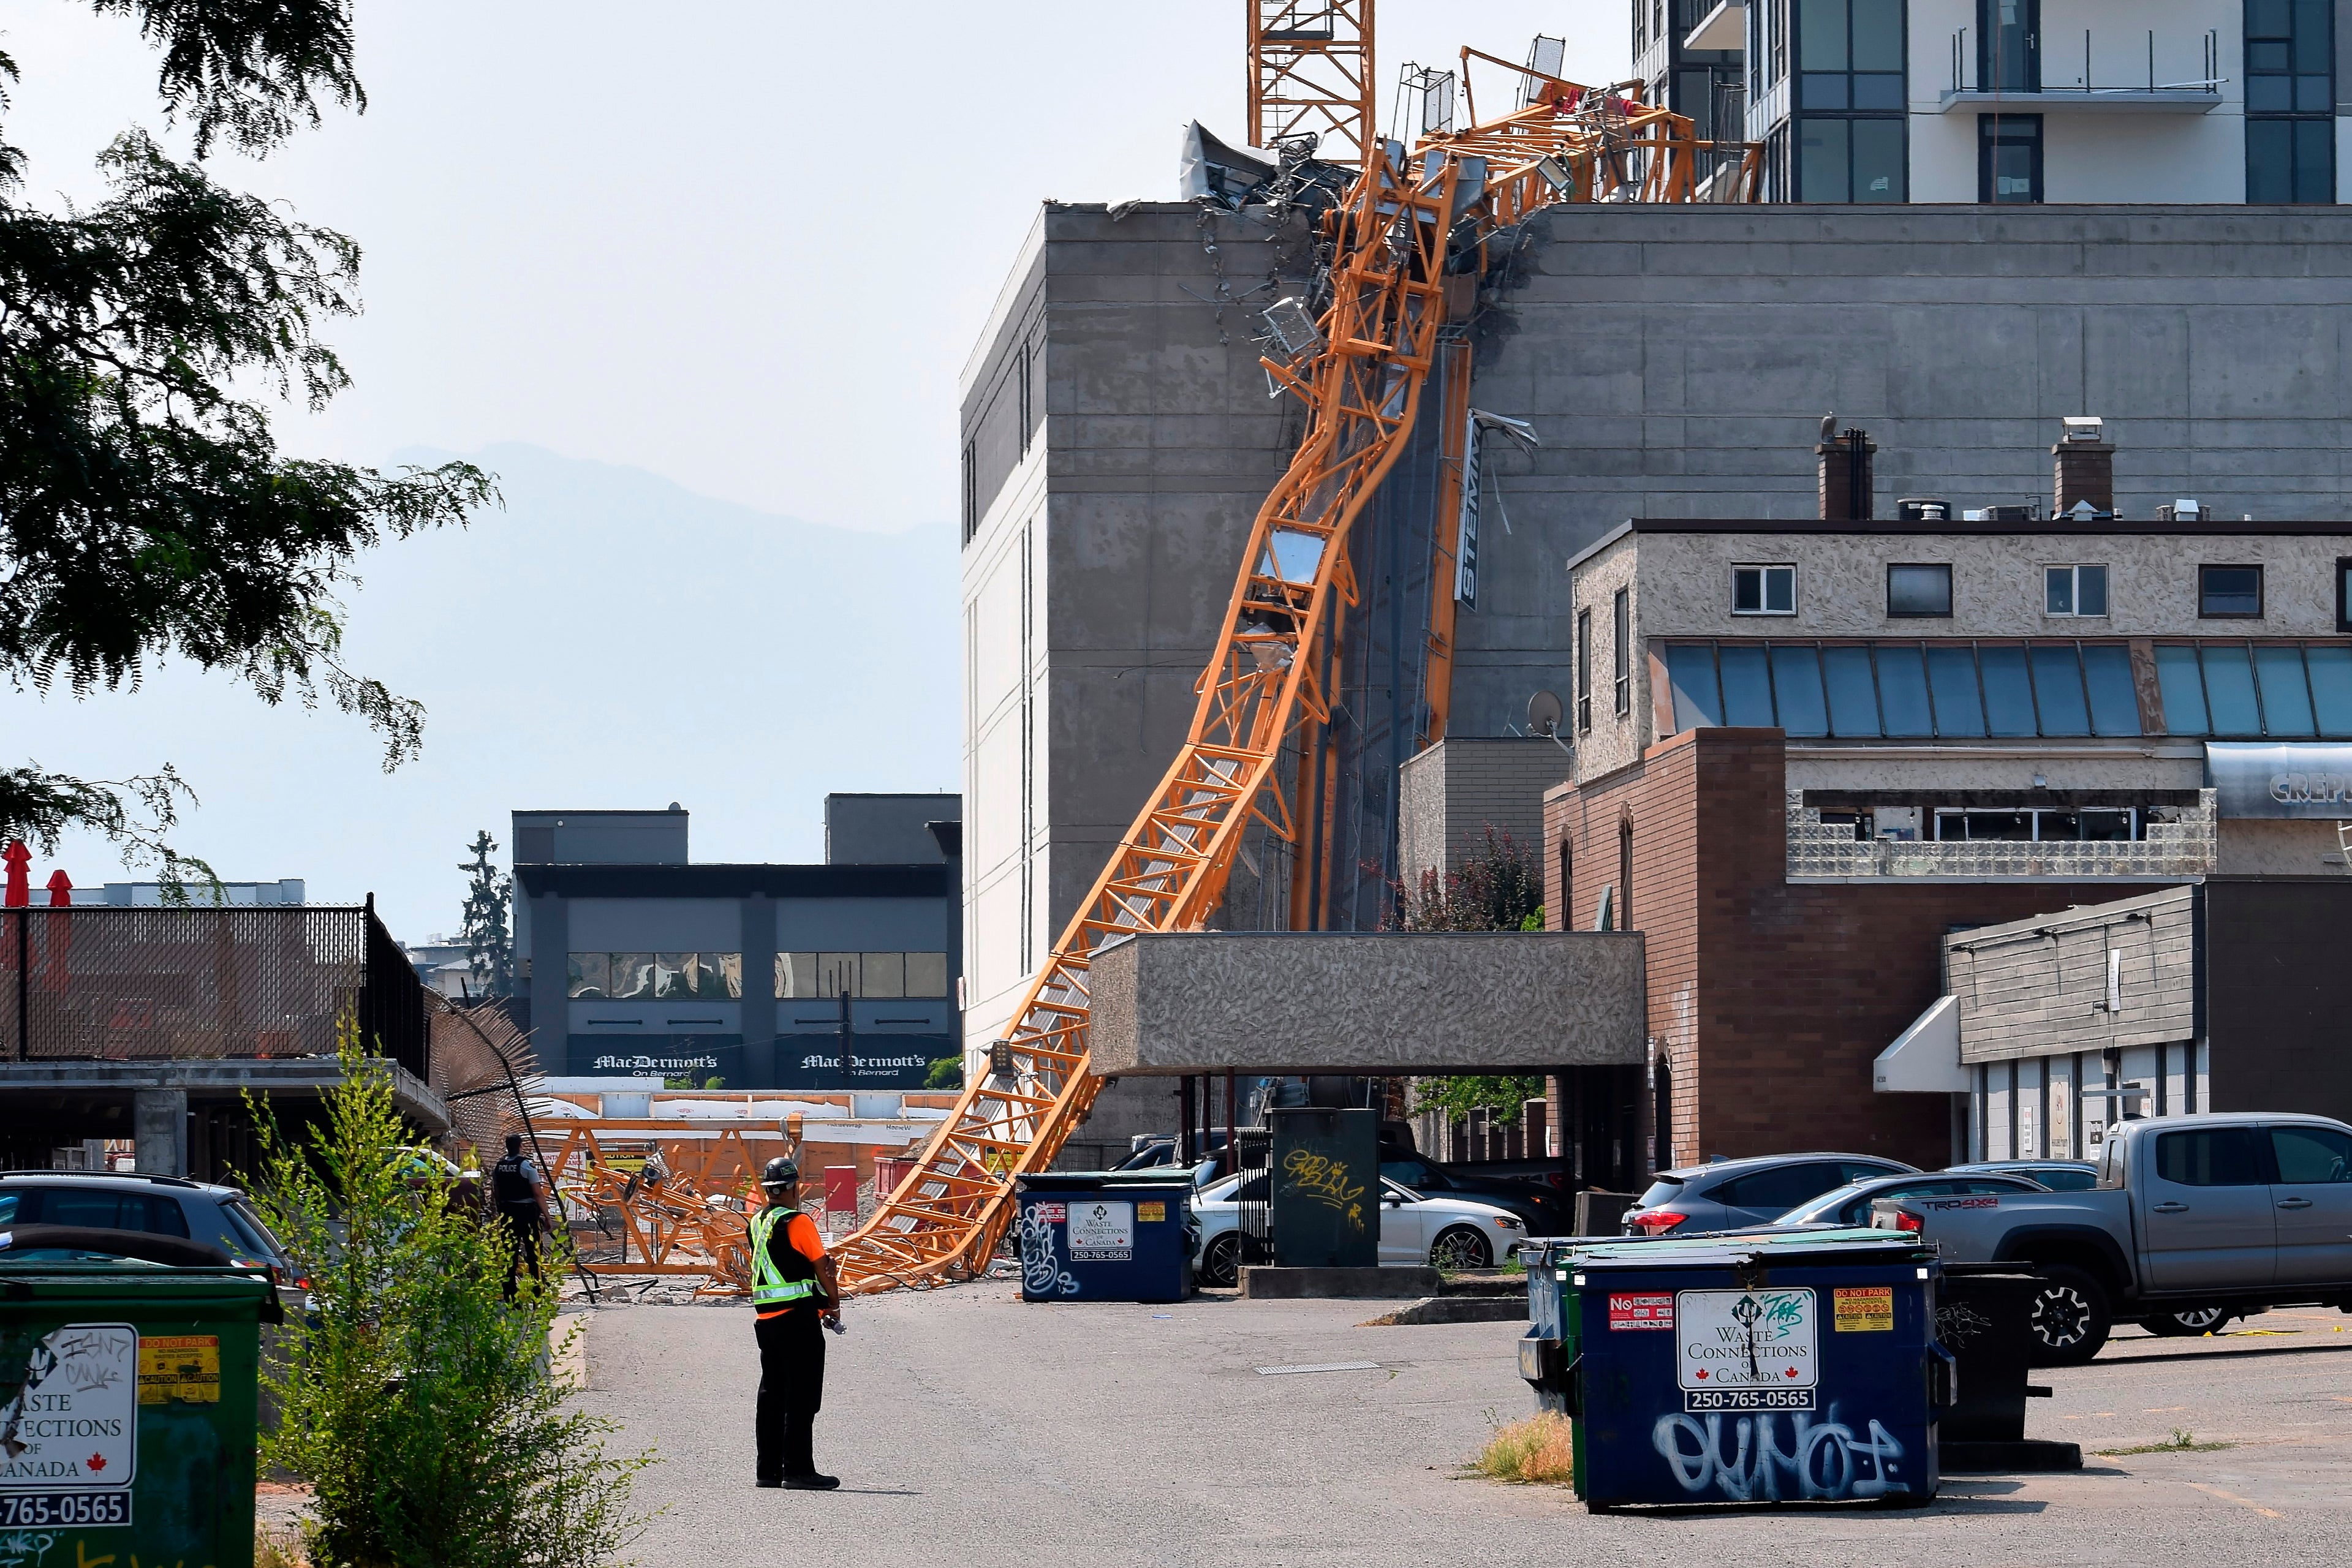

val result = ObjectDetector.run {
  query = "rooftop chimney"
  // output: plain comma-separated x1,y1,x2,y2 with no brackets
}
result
1816,416,1875,521
2053,416,2114,519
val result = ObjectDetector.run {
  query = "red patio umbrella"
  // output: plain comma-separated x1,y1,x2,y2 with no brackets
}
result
39,870,71,992
2,841,28,908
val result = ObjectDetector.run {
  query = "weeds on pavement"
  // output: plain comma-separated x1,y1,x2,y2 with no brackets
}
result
1470,1411,1577,1484
2097,1428,2233,1456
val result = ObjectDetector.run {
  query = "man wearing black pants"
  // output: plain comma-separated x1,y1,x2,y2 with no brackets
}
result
749,1157,841,1490
488,1133,549,1297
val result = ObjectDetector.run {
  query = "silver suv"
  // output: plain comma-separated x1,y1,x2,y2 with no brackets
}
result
0,1170,302,1306
1622,1152,1918,1235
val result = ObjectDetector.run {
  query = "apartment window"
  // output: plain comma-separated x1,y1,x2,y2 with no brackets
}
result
1618,817,1635,931
2198,564,2264,619
1634,0,1647,56
1977,0,2040,91
959,440,978,544
2152,643,2352,737
1576,608,1594,732
1978,115,2043,203
2338,557,2352,632
1613,588,1633,716
1934,807,2139,842
1733,564,1797,614
2044,565,2108,617
1662,639,2144,739
1794,0,1905,200
2247,0,2335,202
1887,563,1953,617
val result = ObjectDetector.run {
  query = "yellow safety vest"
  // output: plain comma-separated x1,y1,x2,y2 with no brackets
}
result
749,1205,822,1308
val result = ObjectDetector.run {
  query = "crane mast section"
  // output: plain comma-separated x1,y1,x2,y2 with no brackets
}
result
831,75,1756,1295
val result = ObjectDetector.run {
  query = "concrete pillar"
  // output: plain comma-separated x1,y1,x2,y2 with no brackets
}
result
741,893,777,1089
134,1088,187,1177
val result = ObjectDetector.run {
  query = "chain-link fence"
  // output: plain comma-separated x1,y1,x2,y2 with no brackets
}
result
0,905,429,1082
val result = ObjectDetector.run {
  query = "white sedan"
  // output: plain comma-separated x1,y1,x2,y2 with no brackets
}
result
1190,1172,1527,1286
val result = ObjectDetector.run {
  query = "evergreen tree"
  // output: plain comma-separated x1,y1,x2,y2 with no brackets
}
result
458,830,513,998
0,4,494,878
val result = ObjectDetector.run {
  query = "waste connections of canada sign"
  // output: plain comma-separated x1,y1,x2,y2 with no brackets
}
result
0,1323,138,1528
1674,1289,1818,1412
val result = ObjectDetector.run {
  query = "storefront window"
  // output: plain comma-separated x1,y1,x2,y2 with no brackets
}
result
775,952,953,1000
572,952,741,1000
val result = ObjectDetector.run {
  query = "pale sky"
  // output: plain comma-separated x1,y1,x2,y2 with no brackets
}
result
1,2,1627,935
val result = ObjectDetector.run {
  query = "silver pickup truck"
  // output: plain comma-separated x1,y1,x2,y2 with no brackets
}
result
1870,1110,2352,1365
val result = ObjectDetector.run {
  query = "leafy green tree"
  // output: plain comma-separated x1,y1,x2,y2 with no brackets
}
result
925,1054,965,1091
250,1033,654,1567
459,831,515,997
0,4,493,880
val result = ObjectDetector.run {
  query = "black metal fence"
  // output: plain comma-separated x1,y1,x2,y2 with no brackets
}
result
0,903,429,1083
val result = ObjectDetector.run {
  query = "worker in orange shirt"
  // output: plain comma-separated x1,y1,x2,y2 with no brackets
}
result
749,1157,843,1489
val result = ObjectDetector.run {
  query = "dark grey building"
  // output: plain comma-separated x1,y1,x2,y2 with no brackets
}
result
515,797,961,1090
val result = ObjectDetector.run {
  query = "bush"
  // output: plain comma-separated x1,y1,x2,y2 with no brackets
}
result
249,1033,656,1567
1470,1412,1577,1485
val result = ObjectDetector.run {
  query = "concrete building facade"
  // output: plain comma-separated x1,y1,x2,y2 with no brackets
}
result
515,800,961,1091
961,192,2352,1167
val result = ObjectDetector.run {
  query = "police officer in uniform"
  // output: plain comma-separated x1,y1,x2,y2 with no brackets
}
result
488,1133,550,1297
749,1156,841,1489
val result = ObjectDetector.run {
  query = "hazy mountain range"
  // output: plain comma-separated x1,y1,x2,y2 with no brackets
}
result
4,442,960,937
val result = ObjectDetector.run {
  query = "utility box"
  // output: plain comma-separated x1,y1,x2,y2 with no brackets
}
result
0,1265,276,1562
1520,1231,1951,1509
1269,1107,1377,1268
1013,1173,1194,1303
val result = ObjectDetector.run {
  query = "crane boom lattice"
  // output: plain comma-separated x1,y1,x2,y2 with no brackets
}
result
831,59,1758,1295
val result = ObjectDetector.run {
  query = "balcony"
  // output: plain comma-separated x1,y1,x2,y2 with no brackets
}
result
1939,28,2224,114
1787,790,2217,882
1682,1,1745,54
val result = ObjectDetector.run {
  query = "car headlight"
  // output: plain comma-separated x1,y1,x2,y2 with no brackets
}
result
1492,1216,1522,1229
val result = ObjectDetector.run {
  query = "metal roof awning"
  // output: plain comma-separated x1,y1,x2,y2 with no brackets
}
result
1874,994,1967,1093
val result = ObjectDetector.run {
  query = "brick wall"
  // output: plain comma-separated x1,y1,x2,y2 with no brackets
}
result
1545,728,2191,1172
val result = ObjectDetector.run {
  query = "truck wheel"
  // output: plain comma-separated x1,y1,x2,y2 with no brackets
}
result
2144,1305,2230,1337
2027,1265,2112,1366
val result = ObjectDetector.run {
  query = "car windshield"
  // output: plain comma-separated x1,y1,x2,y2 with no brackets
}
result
1380,1158,1443,1189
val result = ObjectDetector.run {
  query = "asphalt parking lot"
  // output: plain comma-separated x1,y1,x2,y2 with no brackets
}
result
578,1286,2352,1568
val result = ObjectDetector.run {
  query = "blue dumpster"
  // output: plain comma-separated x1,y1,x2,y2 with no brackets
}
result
1013,1173,1193,1302
1521,1229,1953,1509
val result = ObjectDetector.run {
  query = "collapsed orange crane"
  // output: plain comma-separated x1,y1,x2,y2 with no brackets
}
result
831,43,1758,1295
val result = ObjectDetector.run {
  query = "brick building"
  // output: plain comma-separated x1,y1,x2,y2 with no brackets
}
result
1537,441,2352,1177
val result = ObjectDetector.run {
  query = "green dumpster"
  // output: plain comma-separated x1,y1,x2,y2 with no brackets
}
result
0,1264,276,1565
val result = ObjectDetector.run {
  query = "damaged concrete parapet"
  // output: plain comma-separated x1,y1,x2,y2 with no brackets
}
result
1086,930,1645,1076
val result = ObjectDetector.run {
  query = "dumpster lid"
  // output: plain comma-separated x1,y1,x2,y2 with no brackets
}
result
1545,1226,1936,1272
0,1262,278,1307
1013,1172,1196,1193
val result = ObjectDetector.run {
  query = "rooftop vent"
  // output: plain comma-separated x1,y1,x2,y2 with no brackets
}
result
2155,499,2204,522
1895,497,1950,522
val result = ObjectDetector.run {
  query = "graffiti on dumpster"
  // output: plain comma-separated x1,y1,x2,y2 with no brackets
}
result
1651,1405,1911,1502
1016,1208,1080,1297
1277,1150,1366,1232
0,1532,56,1568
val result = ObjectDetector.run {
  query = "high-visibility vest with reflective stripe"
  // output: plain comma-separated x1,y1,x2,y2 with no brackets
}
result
750,1205,822,1308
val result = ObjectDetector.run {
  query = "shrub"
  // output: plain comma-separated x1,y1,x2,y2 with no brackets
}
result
249,1031,656,1567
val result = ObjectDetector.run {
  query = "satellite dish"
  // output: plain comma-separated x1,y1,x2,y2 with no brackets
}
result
1527,690,1564,737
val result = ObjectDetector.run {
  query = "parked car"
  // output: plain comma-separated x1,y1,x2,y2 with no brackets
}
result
1189,1171,1527,1286
0,1170,305,1313
1622,1153,1918,1235
1764,1170,2049,1229
1945,1159,2100,1192
1374,1152,1570,1235
1872,1112,2352,1365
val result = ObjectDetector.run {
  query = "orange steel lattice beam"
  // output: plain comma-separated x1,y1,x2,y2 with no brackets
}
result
1249,1,1375,165
831,59,1758,1297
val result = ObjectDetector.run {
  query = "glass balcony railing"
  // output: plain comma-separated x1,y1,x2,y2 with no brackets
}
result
1943,26,2224,110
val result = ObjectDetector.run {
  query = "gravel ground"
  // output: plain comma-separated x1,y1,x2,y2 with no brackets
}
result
573,1286,2352,1568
